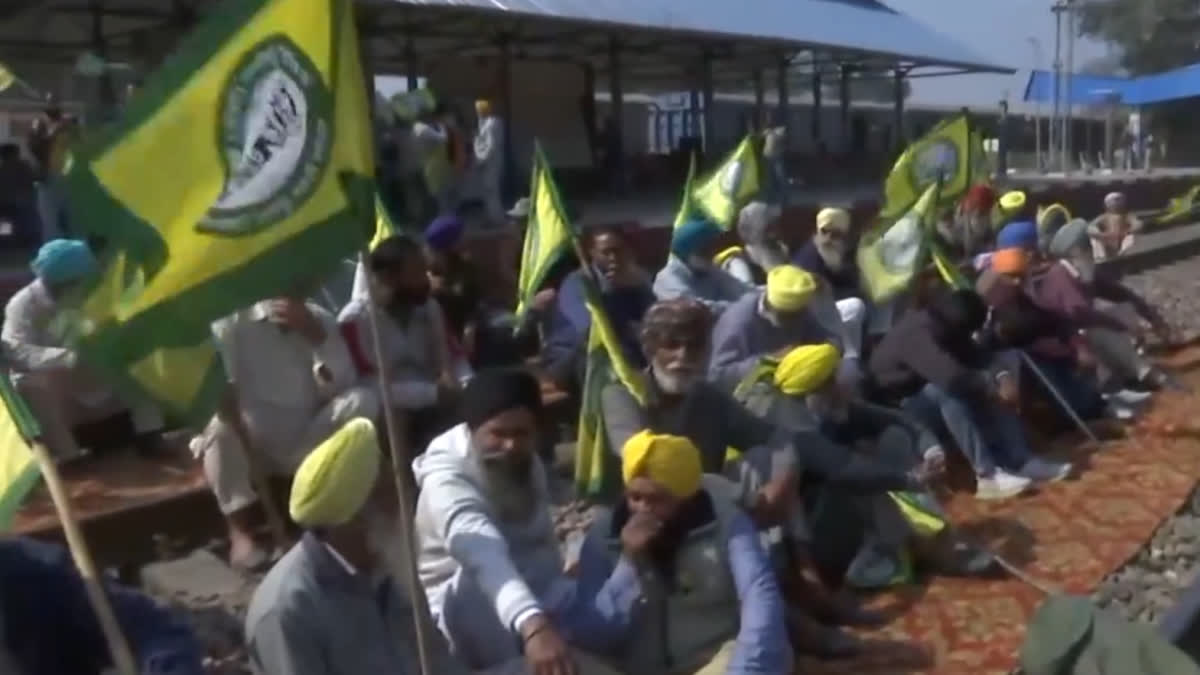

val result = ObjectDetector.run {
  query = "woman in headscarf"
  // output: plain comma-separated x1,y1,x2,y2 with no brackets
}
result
716,201,790,286
654,218,751,315
591,431,792,674
1088,191,1143,260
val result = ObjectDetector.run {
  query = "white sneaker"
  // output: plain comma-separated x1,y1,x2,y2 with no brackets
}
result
1019,457,1073,483
1104,389,1153,406
1105,402,1135,421
975,470,1033,500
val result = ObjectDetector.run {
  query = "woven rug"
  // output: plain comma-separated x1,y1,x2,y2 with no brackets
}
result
801,350,1200,675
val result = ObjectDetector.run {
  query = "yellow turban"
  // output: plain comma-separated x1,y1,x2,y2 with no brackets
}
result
774,343,841,395
816,207,850,233
621,430,703,499
712,245,744,266
998,190,1027,214
765,265,817,312
475,99,493,116
289,418,381,528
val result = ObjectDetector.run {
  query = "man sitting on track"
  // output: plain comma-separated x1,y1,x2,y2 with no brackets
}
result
245,418,467,675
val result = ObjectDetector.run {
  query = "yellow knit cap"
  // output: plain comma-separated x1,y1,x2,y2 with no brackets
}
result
998,190,1027,213
621,430,703,498
289,418,381,528
765,265,817,312
774,343,841,395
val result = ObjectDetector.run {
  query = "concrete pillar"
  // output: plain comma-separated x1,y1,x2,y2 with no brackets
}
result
689,89,701,138
811,70,822,143
608,36,625,188
775,54,789,135
701,51,715,152
581,63,598,164
499,37,515,200
997,99,1009,176
90,3,116,119
405,35,418,90
892,68,906,152
753,69,765,131
838,64,852,152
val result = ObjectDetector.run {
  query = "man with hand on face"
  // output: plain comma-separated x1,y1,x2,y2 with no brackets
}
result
542,225,654,388
653,217,751,315
340,235,460,447
602,298,931,658
191,280,378,570
414,369,639,675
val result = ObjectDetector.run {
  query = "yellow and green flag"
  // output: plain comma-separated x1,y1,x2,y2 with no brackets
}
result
62,0,375,422
369,189,401,251
881,113,976,221
575,273,648,500
858,181,941,303
692,135,762,229
672,151,700,231
0,62,15,93
1154,184,1200,226
514,142,572,322
0,372,43,531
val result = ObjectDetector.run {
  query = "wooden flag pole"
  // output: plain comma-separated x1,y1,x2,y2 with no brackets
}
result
358,250,435,675
29,440,138,675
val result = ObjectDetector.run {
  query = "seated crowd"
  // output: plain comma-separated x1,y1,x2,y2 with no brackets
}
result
0,184,1184,675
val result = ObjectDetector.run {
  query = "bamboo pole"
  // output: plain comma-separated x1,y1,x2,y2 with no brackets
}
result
30,440,138,675
358,250,435,675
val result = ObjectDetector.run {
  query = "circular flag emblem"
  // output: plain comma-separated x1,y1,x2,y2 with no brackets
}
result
718,160,745,198
910,138,959,189
199,37,333,236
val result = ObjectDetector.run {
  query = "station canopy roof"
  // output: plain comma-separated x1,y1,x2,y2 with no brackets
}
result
0,0,1013,94
1024,64,1200,107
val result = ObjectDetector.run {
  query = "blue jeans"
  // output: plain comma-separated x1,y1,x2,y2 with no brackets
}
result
902,383,1032,475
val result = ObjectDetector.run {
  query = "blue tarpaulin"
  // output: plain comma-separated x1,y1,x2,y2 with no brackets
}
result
1024,64,1200,106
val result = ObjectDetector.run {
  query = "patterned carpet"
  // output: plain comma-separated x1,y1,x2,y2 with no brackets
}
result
800,349,1200,675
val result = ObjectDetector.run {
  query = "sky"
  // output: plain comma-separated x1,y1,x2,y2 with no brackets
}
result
883,0,1110,113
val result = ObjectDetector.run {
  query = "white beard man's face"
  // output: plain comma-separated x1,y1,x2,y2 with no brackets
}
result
652,360,702,395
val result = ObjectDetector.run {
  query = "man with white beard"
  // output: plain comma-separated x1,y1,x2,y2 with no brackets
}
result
715,202,790,287
601,298,935,658
791,207,877,360
414,369,638,675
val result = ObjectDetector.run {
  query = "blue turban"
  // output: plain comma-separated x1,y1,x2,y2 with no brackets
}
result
671,218,721,260
31,239,97,285
424,215,465,252
996,220,1038,251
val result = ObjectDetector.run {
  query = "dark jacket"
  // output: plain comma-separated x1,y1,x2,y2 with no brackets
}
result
791,241,863,301
867,308,994,403
0,537,204,675
543,269,655,384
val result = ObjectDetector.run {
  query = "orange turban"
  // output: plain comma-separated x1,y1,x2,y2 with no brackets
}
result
991,247,1029,276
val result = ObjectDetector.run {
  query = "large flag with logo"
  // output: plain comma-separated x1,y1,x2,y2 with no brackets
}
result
0,372,43,531
575,272,648,500
61,0,375,422
692,135,762,229
514,143,572,322
881,114,975,221
858,181,941,303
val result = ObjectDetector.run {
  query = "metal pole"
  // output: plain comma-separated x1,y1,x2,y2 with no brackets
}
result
701,50,715,154
1052,2,1063,170
1028,37,1043,170
838,64,852,153
811,68,822,143
753,68,765,131
775,52,789,136
1064,0,1075,173
608,36,624,189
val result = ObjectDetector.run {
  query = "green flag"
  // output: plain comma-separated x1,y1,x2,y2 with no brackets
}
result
514,142,572,322
692,135,762,229
881,113,975,221
858,180,941,303
0,372,43,531
62,0,375,422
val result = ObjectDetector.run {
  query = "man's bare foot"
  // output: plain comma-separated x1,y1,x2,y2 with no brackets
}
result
229,529,271,573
